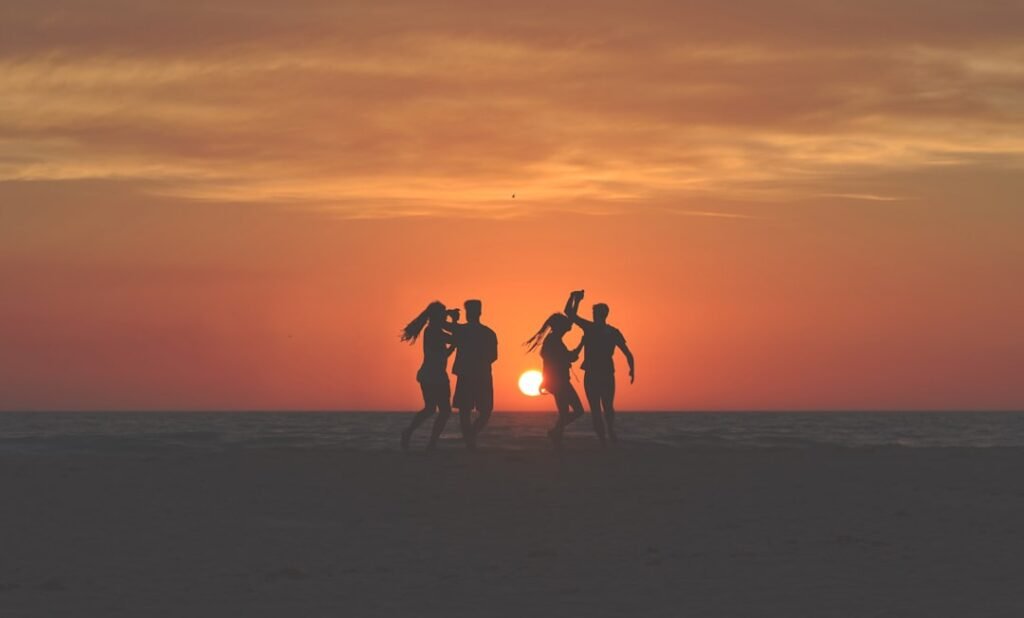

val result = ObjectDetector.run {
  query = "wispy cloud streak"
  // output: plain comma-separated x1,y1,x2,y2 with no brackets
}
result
1,1,1023,218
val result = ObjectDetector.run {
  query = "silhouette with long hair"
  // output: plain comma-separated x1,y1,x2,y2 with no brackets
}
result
446,299,498,449
525,312,585,449
399,301,458,451
565,290,635,445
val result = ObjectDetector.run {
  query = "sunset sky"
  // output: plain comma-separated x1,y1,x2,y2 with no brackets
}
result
2,0,1023,411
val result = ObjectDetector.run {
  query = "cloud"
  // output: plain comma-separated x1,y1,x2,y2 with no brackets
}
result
1,0,1023,218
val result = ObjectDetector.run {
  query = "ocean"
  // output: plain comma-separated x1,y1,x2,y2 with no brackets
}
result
2,411,1024,454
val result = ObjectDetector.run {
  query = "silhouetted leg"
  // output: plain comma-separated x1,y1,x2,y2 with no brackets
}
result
604,407,616,444
471,375,494,438
472,408,492,436
458,407,476,450
425,380,452,452
588,396,606,446
403,385,436,450
548,390,570,449
452,377,473,449
584,374,607,446
401,410,428,450
565,386,585,425
604,379,618,444
427,405,451,451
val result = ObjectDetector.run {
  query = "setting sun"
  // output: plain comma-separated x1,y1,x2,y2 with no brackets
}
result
518,370,543,397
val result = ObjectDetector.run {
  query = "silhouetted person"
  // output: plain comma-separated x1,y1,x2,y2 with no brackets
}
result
447,299,498,449
400,301,458,451
525,313,585,450
565,290,635,445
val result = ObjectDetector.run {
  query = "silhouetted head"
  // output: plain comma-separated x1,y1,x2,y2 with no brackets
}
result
593,303,610,323
524,313,572,352
401,301,446,343
464,299,482,323
549,313,572,335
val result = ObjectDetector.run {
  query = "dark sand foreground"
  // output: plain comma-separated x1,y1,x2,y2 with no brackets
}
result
3,445,1024,617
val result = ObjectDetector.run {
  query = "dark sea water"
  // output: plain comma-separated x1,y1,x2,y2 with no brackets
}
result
2,412,1024,454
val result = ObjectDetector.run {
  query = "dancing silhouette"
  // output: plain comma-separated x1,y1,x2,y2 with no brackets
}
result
565,290,635,445
525,313,586,449
399,301,458,451
447,300,498,449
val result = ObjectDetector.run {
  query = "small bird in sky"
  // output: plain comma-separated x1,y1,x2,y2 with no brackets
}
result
512,193,515,198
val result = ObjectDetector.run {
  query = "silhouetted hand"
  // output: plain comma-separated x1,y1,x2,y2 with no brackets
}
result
571,289,585,300
629,369,635,384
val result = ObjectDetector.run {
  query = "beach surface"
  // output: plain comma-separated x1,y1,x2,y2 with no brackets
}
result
3,444,1024,617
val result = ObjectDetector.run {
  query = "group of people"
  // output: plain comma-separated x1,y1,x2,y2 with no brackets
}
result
400,291,634,450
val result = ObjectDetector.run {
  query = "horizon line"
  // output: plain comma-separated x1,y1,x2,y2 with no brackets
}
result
3,409,1023,414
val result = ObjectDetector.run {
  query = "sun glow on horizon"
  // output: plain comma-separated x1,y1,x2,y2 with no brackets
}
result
518,370,543,397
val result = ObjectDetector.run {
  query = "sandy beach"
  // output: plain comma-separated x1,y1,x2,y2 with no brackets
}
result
3,444,1024,617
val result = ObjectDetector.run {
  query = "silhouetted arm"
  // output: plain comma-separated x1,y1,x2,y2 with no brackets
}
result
488,329,498,364
568,314,592,329
563,293,578,317
441,330,456,357
569,340,583,363
617,339,635,384
564,291,592,329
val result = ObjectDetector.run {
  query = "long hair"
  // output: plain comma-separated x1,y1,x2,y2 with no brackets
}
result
401,301,445,343
524,313,570,353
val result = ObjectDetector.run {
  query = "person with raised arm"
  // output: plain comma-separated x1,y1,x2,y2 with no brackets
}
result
399,301,460,451
525,312,586,449
564,290,635,445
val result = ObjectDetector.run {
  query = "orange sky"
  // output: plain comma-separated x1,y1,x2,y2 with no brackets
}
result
2,0,1023,410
